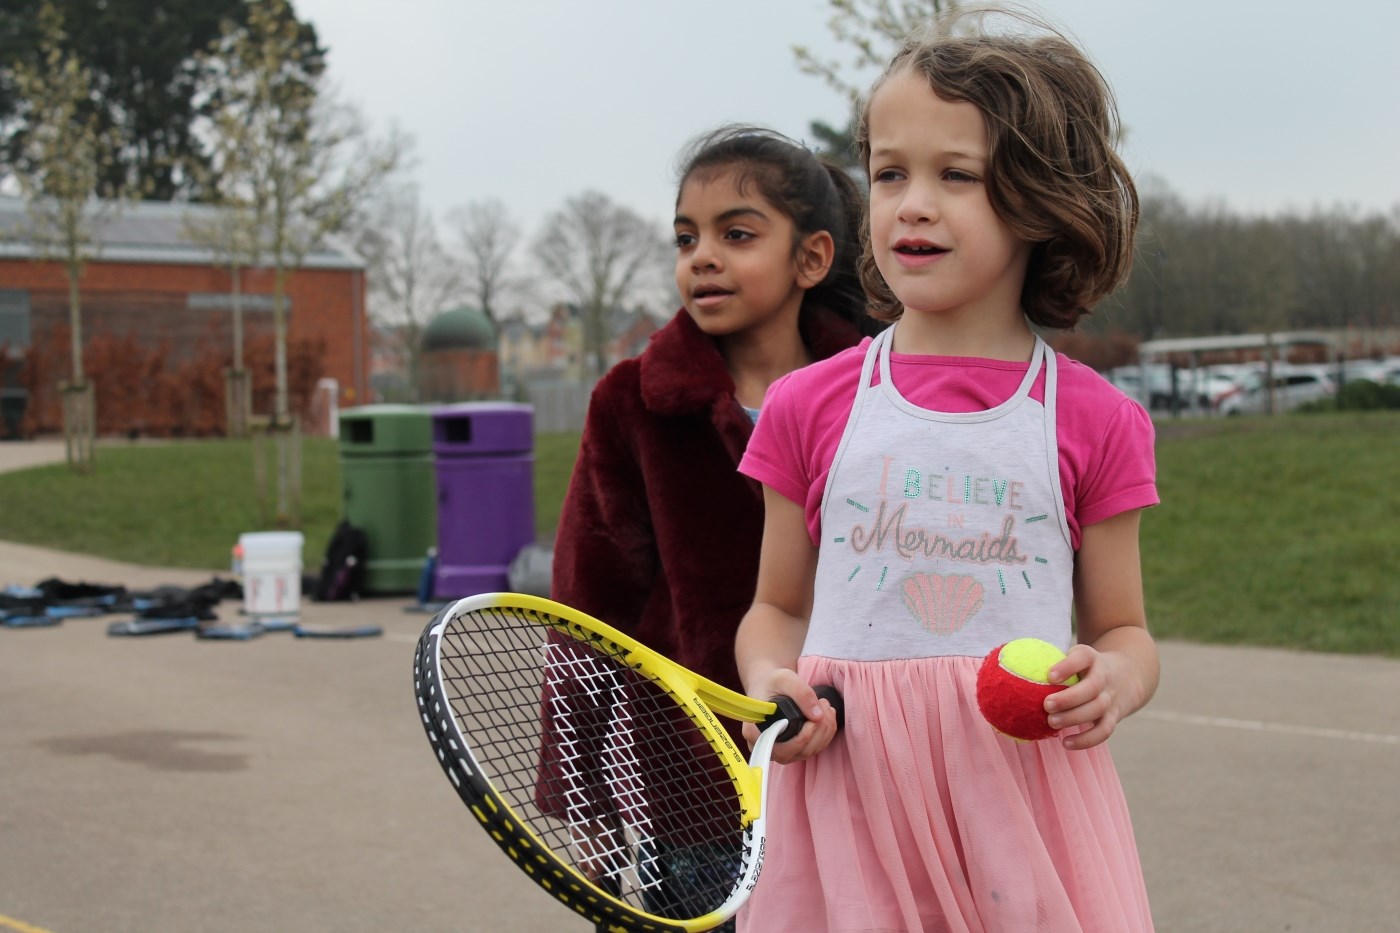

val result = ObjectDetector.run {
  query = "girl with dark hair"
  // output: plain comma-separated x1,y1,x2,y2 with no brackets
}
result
550,125,874,931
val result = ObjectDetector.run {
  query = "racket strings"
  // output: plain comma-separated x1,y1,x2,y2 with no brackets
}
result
436,606,748,919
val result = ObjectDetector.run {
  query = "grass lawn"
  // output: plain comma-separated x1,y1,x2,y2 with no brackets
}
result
1143,412,1400,656
0,433,580,574
1,414,1396,657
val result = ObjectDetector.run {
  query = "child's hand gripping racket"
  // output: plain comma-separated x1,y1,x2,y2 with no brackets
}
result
413,593,844,932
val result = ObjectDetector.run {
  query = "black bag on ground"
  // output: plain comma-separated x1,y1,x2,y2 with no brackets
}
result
314,520,368,602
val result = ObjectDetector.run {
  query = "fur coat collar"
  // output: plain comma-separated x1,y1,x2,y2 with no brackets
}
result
639,306,864,477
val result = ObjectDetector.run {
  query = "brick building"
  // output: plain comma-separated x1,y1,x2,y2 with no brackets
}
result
0,196,367,437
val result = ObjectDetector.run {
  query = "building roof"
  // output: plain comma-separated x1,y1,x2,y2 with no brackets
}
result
0,196,364,270
422,306,496,352
1138,331,1338,358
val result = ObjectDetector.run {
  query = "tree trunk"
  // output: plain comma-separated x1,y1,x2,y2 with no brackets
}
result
226,262,251,437
252,415,302,529
273,266,290,422
62,269,94,471
68,271,84,382
225,367,251,437
233,260,245,370
61,380,95,472
270,265,297,523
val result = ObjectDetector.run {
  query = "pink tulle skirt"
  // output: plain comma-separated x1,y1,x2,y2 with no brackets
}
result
740,655,1153,933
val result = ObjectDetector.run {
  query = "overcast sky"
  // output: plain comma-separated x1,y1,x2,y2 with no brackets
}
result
296,0,1399,246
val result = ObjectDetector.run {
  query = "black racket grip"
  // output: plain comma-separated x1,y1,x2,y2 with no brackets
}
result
765,685,846,743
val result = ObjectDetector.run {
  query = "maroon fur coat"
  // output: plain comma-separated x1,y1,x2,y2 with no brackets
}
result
551,306,863,711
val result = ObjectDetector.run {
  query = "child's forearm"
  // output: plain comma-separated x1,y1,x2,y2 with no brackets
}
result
735,602,810,696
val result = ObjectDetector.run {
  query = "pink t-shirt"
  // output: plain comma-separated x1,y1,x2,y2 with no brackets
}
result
741,339,1158,551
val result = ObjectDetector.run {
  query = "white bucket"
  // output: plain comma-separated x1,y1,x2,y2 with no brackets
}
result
239,531,304,617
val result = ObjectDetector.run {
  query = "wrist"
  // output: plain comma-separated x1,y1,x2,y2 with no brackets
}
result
739,660,788,697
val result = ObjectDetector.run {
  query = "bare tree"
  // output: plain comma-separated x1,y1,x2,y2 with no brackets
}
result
6,1,134,471
793,1,958,166
445,199,521,326
208,0,401,423
358,183,460,399
203,0,402,523
794,0,958,103
1091,177,1400,347
183,15,290,437
183,92,264,436
532,191,668,380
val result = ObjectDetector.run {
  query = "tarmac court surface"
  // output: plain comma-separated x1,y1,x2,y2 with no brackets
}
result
2,442,1398,932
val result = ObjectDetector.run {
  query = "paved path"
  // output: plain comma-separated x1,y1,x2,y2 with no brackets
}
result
1,441,1398,932
0,438,69,473
0,437,176,477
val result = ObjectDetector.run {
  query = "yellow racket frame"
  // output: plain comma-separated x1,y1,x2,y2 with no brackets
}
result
415,592,794,932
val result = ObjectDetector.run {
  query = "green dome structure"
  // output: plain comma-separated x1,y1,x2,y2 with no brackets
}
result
421,306,496,352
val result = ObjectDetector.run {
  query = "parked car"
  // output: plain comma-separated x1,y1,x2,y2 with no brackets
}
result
1194,372,1246,411
1107,364,1247,414
1216,366,1337,415
1106,364,1169,410
1341,358,1400,387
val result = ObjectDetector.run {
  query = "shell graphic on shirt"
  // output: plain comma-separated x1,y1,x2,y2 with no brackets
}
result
899,572,985,635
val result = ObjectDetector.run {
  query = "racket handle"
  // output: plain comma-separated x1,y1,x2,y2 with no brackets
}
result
767,684,845,743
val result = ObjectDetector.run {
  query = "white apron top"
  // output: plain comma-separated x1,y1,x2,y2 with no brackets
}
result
804,324,1075,661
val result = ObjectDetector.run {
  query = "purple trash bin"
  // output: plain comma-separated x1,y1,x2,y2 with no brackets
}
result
431,402,536,599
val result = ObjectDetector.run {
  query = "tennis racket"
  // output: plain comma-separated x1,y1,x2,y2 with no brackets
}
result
413,592,843,932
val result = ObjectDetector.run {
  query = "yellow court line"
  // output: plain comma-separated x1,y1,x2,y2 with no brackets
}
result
0,914,57,933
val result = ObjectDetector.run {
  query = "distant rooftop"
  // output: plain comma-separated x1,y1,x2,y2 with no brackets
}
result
1139,331,1339,357
423,306,496,352
0,196,364,270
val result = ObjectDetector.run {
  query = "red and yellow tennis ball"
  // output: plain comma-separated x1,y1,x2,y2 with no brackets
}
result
976,638,1078,742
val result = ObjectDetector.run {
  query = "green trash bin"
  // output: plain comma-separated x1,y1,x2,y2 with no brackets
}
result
337,404,437,595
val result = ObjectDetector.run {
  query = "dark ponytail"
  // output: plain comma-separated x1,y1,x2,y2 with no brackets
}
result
812,162,877,335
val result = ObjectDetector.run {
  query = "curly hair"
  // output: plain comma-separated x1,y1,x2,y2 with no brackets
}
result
855,7,1139,329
